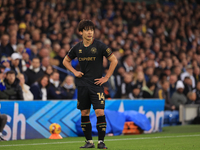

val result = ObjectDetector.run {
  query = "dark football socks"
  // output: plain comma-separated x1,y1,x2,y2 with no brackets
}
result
81,116,92,141
96,115,107,141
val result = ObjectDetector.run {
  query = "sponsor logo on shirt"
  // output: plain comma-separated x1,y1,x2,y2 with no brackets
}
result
79,57,96,61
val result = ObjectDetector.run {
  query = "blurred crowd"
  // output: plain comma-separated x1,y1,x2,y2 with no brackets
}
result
0,0,200,110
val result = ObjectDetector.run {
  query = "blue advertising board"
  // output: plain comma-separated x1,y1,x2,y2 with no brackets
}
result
0,99,164,140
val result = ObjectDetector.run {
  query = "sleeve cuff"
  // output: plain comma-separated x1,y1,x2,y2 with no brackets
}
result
107,53,113,59
67,55,72,60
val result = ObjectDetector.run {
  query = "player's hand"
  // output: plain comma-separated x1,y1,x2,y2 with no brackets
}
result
74,71,84,78
94,77,109,86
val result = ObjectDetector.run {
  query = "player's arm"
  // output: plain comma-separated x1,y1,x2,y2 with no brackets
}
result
105,54,118,79
63,56,84,78
94,54,118,86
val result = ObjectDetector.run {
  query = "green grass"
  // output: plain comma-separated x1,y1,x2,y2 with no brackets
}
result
1,125,200,150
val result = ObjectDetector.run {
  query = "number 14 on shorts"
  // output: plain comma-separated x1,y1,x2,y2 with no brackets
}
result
97,92,105,100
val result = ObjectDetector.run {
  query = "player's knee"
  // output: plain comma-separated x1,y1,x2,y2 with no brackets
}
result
81,109,90,116
95,109,104,117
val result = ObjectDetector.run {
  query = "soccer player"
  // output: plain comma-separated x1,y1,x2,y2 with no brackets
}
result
63,20,118,149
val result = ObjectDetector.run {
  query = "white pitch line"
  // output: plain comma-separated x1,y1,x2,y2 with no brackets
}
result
0,134,200,147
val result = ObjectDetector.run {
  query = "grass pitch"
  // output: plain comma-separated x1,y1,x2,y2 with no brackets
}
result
0,125,200,150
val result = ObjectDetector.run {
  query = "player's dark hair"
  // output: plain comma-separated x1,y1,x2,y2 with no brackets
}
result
78,20,95,32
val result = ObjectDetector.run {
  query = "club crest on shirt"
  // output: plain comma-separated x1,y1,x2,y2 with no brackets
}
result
79,49,82,53
91,47,97,54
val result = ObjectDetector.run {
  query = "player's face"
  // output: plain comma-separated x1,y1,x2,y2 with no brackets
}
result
82,28,94,41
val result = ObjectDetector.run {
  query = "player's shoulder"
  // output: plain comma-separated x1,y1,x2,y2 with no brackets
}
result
70,41,82,51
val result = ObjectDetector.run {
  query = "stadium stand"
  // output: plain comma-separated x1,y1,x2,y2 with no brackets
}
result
0,0,200,124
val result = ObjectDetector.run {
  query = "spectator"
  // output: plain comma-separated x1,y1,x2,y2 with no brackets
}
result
121,54,134,73
158,73,168,88
180,65,195,88
195,81,200,104
38,48,59,66
31,29,40,44
163,67,171,78
173,66,181,80
120,73,133,98
54,48,66,81
0,64,5,75
169,74,178,98
37,48,50,61
128,84,142,99
17,73,33,101
142,81,155,98
30,75,50,100
155,80,169,99
113,65,126,98
183,77,193,97
24,40,32,49
21,48,31,72
61,75,77,99
144,67,154,82
8,35,17,52
30,45,38,59
155,80,175,110
16,44,25,57
50,42,60,58
132,71,146,89
10,53,22,75
43,39,52,52
159,60,166,70
44,65,54,77
17,23,26,41
48,71,66,99
41,57,50,71
0,69,7,99
150,74,160,98
24,57,44,86
0,34,14,57
1,57,10,69
3,70,24,100
193,66,200,84
0,65,10,96
186,92,196,104
171,80,187,110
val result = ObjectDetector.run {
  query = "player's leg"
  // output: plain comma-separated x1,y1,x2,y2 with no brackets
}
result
95,109,107,149
0,114,7,141
78,86,95,148
89,86,107,149
80,109,95,148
